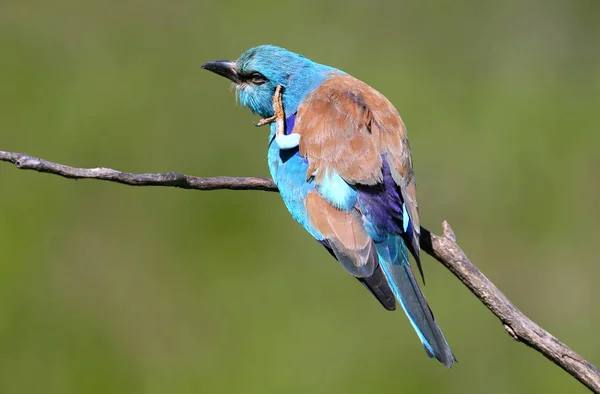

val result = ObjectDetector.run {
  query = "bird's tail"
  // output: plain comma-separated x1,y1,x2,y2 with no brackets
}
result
375,236,456,367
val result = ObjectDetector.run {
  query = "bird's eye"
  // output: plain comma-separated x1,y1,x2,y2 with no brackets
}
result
251,72,267,85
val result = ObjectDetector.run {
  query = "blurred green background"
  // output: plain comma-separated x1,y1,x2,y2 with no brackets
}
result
1,0,599,393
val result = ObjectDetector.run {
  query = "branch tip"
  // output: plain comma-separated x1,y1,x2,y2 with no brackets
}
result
503,324,519,341
442,220,457,242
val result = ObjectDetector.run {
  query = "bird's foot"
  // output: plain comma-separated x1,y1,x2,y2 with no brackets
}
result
254,85,285,138
255,85,299,148
254,116,276,127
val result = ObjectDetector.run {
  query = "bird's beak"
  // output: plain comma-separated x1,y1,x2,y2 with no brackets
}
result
201,60,239,83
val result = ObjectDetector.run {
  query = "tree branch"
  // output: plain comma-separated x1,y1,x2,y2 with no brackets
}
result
0,150,276,191
1,149,599,392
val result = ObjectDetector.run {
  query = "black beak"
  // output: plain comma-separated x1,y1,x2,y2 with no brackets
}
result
201,60,239,83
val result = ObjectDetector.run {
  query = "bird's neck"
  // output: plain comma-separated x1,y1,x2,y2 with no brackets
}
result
282,64,340,115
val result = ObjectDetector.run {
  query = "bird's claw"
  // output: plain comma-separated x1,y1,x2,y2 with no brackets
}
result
255,85,285,138
255,116,276,127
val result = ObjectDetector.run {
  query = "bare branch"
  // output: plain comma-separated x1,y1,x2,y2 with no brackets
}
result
0,150,276,191
1,149,599,392
420,224,600,392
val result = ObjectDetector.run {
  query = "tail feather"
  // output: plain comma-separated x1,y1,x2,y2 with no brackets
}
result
376,237,456,367
358,263,396,311
319,238,396,311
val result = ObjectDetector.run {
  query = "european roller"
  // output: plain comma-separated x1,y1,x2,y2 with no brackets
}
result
202,45,455,367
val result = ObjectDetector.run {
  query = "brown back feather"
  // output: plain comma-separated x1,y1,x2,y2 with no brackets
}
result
296,74,421,248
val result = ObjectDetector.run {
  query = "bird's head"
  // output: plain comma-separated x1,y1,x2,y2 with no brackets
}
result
202,45,335,118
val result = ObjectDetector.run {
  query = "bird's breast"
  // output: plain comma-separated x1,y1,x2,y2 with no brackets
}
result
267,122,322,240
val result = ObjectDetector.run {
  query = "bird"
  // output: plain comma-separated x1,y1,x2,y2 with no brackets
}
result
202,45,455,367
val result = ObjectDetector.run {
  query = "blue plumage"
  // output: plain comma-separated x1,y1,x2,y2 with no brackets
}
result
202,45,455,367
235,45,336,117
267,118,321,240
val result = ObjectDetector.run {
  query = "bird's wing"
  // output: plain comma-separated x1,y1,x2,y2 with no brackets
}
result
295,73,421,267
305,190,377,278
